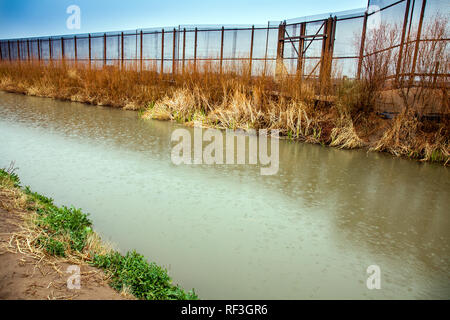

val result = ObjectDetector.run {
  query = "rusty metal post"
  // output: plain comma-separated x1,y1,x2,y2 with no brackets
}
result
37,39,41,62
172,28,176,76
8,40,11,61
88,34,91,67
17,40,21,61
276,22,286,77
121,32,124,69
49,38,52,61
410,0,426,81
396,0,411,83
74,36,78,64
140,30,143,72
194,27,198,72
249,25,255,76
357,12,368,80
160,29,165,75
297,22,306,77
27,39,30,61
319,18,334,86
61,37,65,60
103,33,107,66
263,22,270,76
182,28,186,74
220,26,224,74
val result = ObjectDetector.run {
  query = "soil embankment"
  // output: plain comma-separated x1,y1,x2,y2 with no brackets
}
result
0,191,125,300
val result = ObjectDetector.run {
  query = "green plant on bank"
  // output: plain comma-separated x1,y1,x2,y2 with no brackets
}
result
93,251,198,300
0,167,198,300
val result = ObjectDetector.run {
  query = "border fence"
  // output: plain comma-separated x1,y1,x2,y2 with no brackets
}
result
0,0,448,85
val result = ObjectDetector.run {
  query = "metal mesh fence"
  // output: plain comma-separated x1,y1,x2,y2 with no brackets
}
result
0,0,448,82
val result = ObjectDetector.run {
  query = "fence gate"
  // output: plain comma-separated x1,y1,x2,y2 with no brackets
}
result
276,17,336,85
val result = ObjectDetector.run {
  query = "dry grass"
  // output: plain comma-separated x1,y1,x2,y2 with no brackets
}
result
0,172,115,278
0,18,448,166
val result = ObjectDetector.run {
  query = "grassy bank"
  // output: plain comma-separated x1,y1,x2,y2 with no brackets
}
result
0,60,448,165
0,165,198,300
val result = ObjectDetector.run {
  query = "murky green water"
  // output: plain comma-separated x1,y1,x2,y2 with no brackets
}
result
0,91,449,299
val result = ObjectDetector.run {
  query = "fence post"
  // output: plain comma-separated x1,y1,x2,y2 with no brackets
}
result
396,0,411,84
172,28,177,76
220,26,224,74
410,0,426,83
319,18,335,88
0,42,2,61
74,36,77,64
48,38,51,61
263,22,270,76
8,40,11,61
61,37,65,60
88,34,91,67
17,40,21,61
194,27,198,73
249,25,255,77
37,39,41,62
121,32,124,69
161,29,165,75
182,28,186,74
357,12,368,80
27,39,30,61
297,22,306,77
103,33,107,66
140,30,143,72
276,22,286,78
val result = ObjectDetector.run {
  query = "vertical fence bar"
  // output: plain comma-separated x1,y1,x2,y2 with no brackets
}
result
121,32,124,69
61,37,65,60
194,27,198,72
27,39,30,61
7,40,11,61
396,0,411,83
172,28,176,76
319,18,335,89
0,42,2,61
74,36,78,64
182,28,186,74
103,33,107,66
263,22,270,76
88,34,91,67
140,30,143,72
220,26,224,74
249,25,255,77
297,22,306,77
276,22,286,77
410,0,426,81
161,29,165,75
48,38,52,62
37,39,41,62
17,40,21,61
357,12,368,80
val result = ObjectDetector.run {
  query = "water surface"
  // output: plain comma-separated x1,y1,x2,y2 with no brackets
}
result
0,91,449,299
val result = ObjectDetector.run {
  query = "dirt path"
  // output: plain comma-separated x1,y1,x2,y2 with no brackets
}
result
0,193,126,300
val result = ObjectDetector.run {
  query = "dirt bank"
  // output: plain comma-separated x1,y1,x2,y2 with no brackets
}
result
0,190,126,300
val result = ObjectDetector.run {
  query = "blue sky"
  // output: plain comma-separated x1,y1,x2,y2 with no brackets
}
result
0,0,367,39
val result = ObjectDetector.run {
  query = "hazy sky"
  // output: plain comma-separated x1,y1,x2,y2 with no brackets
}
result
0,0,367,39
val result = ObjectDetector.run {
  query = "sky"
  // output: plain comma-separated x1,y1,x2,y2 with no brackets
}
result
0,0,367,39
